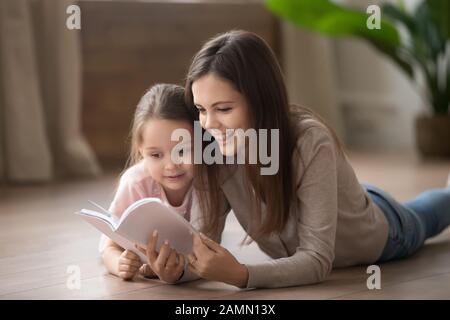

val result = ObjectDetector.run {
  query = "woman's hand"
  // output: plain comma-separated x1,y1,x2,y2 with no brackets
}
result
136,230,185,284
117,249,143,280
187,233,249,288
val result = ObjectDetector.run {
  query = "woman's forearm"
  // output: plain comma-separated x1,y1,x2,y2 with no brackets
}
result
227,263,249,288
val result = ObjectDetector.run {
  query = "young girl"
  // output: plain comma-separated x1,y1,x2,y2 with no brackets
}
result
179,30,450,289
100,84,197,284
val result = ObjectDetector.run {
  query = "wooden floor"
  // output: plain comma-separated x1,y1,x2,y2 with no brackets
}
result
1,150,450,300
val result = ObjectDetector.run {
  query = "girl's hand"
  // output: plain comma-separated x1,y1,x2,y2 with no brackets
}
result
117,250,142,280
187,233,249,288
136,230,185,284
139,264,157,278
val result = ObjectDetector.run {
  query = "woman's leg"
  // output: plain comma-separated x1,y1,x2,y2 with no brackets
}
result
364,183,450,262
402,187,450,240
363,183,421,262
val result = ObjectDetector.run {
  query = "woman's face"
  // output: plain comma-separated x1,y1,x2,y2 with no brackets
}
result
192,73,251,156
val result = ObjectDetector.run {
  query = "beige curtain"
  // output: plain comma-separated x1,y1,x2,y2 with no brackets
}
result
281,22,345,141
0,0,100,183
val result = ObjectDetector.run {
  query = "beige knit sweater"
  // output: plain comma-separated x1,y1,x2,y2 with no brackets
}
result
182,118,389,289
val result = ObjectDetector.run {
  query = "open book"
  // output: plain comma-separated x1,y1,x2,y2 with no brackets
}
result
76,198,198,261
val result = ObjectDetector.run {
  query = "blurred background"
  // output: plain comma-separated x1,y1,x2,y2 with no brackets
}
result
2,0,448,184
1,0,450,300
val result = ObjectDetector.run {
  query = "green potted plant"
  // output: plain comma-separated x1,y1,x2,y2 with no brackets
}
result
266,0,450,157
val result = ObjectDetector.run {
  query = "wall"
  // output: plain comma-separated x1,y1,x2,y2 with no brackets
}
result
335,0,424,151
80,0,278,167
280,0,425,152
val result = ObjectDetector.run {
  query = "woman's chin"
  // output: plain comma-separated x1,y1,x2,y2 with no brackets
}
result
218,138,249,158
218,143,236,157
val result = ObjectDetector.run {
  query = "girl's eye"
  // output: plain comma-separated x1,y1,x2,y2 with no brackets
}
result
197,108,206,114
149,153,162,159
217,107,232,112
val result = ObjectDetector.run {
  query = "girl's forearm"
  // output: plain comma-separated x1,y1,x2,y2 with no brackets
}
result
102,246,122,276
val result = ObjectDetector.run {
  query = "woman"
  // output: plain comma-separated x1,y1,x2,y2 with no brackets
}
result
141,30,450,289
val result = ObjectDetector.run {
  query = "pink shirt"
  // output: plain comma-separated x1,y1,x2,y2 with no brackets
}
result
98,161,194,252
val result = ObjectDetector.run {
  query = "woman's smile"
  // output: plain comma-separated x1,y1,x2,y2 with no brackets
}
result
211,130,234,143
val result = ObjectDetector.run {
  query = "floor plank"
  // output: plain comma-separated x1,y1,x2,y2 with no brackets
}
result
1,150,449,299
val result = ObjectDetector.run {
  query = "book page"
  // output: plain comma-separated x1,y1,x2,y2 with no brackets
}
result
76,210,147,261
116,198,197,256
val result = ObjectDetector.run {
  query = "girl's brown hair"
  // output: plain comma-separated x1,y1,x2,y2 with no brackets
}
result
185,30,344,243
125,84,196,169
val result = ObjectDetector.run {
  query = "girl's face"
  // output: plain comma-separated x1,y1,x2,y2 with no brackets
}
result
192,73,251,156
139,119,194,193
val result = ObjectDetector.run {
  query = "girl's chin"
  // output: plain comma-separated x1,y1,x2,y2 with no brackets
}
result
161,177,191,190
161,183,189,193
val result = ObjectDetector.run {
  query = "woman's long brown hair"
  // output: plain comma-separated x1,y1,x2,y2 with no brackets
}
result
185,30,344,243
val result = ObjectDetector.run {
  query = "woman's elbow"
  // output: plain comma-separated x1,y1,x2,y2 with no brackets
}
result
316,259,333,283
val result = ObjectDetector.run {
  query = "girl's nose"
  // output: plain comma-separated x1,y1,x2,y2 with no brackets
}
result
164,158,178,171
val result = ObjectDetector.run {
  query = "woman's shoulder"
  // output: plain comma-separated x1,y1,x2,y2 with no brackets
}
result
289,109,344,191
291,117,336,156
289,107,341,171
290,105,331,135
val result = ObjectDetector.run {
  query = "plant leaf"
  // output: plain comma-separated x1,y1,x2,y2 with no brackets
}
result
414,1,444,59
266,0,412,77
266,0,401,47
427,0,450,41
382,3,417,36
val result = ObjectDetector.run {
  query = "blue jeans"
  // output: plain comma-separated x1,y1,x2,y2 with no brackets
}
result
361,183,450,263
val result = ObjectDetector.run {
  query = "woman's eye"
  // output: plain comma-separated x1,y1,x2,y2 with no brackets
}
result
218,107,232,112
198,108,206,114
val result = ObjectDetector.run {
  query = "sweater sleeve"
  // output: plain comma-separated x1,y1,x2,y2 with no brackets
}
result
245,127,338,289
98,171,146,253
108,174,146,219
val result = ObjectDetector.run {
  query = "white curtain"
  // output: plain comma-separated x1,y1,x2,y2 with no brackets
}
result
0,0,100,183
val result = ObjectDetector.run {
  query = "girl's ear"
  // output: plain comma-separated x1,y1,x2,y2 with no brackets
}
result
138,146,144,159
